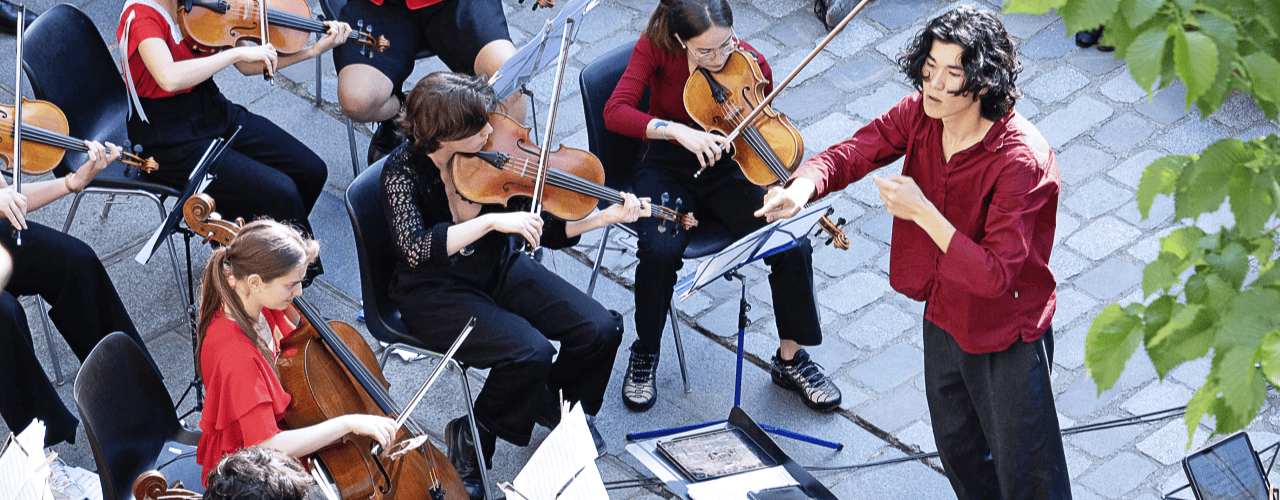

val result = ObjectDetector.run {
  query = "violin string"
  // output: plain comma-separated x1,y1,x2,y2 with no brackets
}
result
212,6,360,40
717,101,791,182
2,123,91,152
495,156,686,223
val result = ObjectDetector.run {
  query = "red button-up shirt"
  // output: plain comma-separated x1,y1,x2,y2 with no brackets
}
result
793,92,1059,354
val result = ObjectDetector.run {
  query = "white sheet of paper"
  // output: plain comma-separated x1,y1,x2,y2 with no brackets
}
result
0,420,53,500
684,466,798,500
510,402,604,499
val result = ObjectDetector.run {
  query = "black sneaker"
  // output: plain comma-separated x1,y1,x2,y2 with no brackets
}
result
770,349,842,412
445,416,486,500
820,0,857,30
367,118,402,165
622,347,659,411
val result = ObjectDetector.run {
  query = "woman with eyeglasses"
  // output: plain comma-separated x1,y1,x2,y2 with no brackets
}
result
603,0,841,414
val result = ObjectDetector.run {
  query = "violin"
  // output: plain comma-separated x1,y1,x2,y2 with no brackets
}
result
183,194,467,500
177,0,388,55
683,49,849,249
449,113,698,229
1,98,159,176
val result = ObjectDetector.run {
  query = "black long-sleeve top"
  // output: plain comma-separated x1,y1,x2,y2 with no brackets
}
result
380,144,579,269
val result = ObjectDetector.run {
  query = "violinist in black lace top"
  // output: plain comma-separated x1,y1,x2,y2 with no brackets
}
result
379,71,643,500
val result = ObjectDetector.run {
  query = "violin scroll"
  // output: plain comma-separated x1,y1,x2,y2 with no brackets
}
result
814,208,850,250
132,471,201,500
183,193,245,246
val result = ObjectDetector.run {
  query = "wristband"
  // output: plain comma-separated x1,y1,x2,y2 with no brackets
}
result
64,173,78,193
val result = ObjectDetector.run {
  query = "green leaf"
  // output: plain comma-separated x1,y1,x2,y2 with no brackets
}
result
1212,346,1267,427
1174,31,1219,103
1128,26,1172,94
1146,303,1216,378
1229,156,1280,234
1137,154,1189,216
1162,226,1208,260
1086,304,1145,393
1185,380,1221,443
1244,53,1280,121
1143,252,1184,296
1062,0,1120,34
1206,242,1250,289
1175,146,1235,221
1121,0,1163,27
1002,0,1065,15
1258,329,1280,388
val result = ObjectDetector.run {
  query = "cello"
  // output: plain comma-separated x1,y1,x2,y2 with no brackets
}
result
182,194,468,500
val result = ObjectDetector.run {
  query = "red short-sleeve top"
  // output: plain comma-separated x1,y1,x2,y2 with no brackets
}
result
116,2,201,99
196,307,295,484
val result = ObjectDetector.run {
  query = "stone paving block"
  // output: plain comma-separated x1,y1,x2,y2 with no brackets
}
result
898,420,937,453
776,80,845,122
752,0,803,18
1057,360,1143,419
1100,70,1149,103
819,271,892,315
813,232,877,277
1074,258,1142,300
1001,12,1058,40
1158,120,1230,156
528,63,582,102
834,375,872,410
858,383,929,433
1069,48,1126,76
732,6,772,38
576,32,638,67
1054,324,1088,371
1122,381,1194,417
1094,113,1157,154
1072,484,1106,500
1135,82,1197,125
1056,144,1116,187
769,13,827,49
816,19,883,60
1056,211,1079,246
1053,287,1097,330
823,54,896,94
865,0,938,30
1237,123,1280,141
806,336,860,372
860,211,893,243
1067,215,1140,260
801,113,863,154
1108,149,1166,189
1194,200,1235,233
1080,452,1156,498
1063,446,1093,481
1070,423,1144,459
1025,66,1090,104
1049,247,1089,280
1137,419,1211,466
1169,357,1211,388
1127,233,1162,263
846,82,911,120
1021,23,1072,61
773,51,835,88
1117,196,1175,231
876,251,891,273
848,342,922,392
1210,90,1269,131
1037,95,1114,149
1064,178,1133,219
1017,97,1042,119
876,23,920,60
838,302,917,349
829,454,955,500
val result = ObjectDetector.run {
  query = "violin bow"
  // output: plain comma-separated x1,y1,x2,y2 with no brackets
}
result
10,5,25,246
528,19,575,218
694,0,873,178
259,0,273,84
378,317,475,459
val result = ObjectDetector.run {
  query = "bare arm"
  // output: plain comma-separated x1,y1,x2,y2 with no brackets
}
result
259,414,397,458
231,21,351,75
0,141,119,228
137,38,274,92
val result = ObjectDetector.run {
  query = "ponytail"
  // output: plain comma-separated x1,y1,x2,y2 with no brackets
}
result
642,0,733,55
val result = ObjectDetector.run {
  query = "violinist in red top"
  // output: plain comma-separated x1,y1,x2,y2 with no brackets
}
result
759,7,1069,499
604,0,841,414
195,220,397,487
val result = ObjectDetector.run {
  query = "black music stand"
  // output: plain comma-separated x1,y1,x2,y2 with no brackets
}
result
134,129,239,417
488,0,597,137
626,200,843,451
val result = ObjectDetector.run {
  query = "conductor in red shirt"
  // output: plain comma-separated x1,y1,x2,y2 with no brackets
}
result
758,6,1070,499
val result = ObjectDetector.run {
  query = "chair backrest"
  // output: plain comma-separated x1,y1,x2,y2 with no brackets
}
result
74,332,197,500
345,158,416,345
579,42,649,199
22,4,132,175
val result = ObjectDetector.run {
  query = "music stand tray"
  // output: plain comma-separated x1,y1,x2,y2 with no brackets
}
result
628,200,844,452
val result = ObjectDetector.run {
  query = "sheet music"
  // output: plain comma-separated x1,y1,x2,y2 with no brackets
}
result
510,402,604,499
134,140,219,265
488,0,598,100
684,466,798,500
0,420,53,500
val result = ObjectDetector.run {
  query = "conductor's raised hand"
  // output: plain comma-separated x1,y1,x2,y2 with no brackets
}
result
488,212,544,248
873,175,934,222
755,178,815,222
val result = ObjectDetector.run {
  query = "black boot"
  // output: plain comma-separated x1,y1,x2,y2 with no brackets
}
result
0,0,39,36
367,118,402,165
445,416,491,500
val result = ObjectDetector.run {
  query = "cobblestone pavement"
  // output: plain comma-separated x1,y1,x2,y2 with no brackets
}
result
2,0,1279,498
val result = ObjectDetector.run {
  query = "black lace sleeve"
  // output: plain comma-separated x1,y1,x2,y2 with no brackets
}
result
539,216,581,250
380,147,452,268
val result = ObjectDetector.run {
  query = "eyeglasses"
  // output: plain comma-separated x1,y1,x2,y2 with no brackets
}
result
689,30,739,62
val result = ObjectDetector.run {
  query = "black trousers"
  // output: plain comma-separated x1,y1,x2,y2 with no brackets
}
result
131,81,327,237
923,317,1070,500
630,141,820,354
389,234,623,446
0,221,156,447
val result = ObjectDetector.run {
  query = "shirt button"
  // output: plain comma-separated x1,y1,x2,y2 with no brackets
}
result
1013,290,1020,299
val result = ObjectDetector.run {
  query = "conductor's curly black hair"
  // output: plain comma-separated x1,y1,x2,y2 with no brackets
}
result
897,6,1022,121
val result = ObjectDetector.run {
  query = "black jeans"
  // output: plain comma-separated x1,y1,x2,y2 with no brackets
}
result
131,81,327,237
0,221,156,447
389,234,623,446
630,140,820,354
923,317,1070,500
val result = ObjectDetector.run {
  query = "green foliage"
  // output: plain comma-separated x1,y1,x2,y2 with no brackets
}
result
1006,0,1280,446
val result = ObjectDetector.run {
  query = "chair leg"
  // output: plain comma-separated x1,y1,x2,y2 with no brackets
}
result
314,56,323,106
347,118,361,177
35,298,66,386
453,361,493,500
668,296,692,394
59,190,88,233
586,224,612,297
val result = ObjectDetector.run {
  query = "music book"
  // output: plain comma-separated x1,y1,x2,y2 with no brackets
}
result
655,427,776,482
